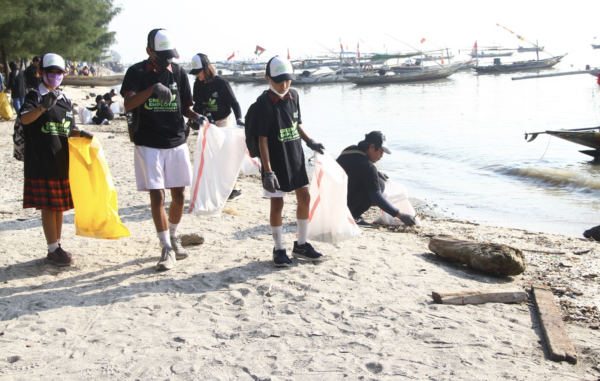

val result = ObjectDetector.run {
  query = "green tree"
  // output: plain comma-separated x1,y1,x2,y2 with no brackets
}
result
0,0,121,77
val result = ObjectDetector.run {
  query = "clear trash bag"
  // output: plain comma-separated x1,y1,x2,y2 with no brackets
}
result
373,180,423,227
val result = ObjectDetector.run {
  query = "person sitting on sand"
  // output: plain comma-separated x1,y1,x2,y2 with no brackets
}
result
250,56,326,267
86,95,114,125
103,89,117,107
336,131,416,227
20,53,94,266
120,28,208,271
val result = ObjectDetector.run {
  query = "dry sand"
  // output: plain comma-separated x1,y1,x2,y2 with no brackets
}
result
0,86,599,380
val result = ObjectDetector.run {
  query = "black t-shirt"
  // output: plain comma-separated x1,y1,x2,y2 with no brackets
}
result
8,70,27,98
251,89,308,192
120,61,192,149
337,145,381,198
192,76,242,121
24,65,41,89
21,89,75,179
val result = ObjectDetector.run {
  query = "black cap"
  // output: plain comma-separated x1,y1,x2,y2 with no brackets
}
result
147,28,179,59
32,56,41,62
189,53,210,75
96,95,103,103
360,131,391,154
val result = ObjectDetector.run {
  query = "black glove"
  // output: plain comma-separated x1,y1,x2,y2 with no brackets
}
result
236,118,245,127
306,138,325,154
378,171,389,181
41,90,59,111
80,130,94,139
195,114,208,127
153,83,172,104
399,213,417,227
262,171,280,194
186,119,200,131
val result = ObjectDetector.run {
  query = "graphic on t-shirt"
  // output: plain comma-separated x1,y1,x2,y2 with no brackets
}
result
278,121,300,142
144,94,178,112
41,118,71,136
202,98,218,112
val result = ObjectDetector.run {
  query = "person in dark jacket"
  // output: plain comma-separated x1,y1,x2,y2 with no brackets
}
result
336,131,416,227
87,95,114,125
7,61,27,112
25,56,42,91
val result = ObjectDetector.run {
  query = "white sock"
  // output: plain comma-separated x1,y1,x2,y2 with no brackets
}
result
168,221,179,237
271,226,284,250
158,230,172,249
57,238,61,246
297,219,308,245
48,242,59,253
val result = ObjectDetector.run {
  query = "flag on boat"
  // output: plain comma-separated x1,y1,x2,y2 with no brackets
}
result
254,46,265,56
420,38,426,44
357,42,360,58
227,52,235,61
472,41,477,51
339,38,344,53
287,48,290,60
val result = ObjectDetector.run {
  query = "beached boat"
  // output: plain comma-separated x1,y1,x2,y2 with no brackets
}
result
474,55,565,74
349,64,462,85
62,75,124,87
526,127,600,160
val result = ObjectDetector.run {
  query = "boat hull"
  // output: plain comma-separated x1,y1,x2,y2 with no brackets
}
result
349,65,461,85
474,55,565,73
62,75,124,87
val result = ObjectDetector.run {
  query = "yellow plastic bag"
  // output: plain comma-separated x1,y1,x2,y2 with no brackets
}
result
68,137,130,239
0,92,13,120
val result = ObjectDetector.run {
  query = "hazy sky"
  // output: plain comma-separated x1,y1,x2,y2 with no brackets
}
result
109,0,600,65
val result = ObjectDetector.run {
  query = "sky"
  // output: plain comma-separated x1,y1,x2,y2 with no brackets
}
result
109,0,600,65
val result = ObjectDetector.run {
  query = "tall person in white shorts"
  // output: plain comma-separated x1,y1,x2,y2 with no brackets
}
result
120,28,209,271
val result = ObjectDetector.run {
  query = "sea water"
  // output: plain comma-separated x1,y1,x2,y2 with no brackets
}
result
227,57,600,237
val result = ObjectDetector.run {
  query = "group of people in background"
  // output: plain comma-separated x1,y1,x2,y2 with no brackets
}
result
12,27,416,272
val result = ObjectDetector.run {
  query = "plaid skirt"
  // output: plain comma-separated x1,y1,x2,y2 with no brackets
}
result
23,178,74,211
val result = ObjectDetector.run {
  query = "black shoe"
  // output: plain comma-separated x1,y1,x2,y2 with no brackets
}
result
292,241,323,261
228,188,243,201
272,248,292,267
354,217,373,227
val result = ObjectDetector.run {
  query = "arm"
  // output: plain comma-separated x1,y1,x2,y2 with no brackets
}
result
123,87,155,111
258,136,272,172
367,190,400,218
297,123,311,143
21,105,46,125
222,81,243,120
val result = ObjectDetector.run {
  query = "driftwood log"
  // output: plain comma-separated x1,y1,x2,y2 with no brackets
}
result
428,235,526,276
432,290,527,305
532,285,577,364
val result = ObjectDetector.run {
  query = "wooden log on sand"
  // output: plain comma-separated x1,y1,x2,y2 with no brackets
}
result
532,284,578,364
428,235,526,276
432,290,527,305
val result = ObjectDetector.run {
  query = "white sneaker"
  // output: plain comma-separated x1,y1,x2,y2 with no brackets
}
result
170,236,189,260
156,247,176,271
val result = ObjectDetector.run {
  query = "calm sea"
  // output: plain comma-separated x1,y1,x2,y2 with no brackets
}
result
115,51,600,237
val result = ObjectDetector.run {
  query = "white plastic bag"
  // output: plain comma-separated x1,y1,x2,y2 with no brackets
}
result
307,151,362,243
78,106,93,125
240,151,262,175
110,100,124,114
373,180,423,227
187,124,247,216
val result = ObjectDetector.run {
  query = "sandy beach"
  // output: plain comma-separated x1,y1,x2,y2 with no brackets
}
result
0,85,599,380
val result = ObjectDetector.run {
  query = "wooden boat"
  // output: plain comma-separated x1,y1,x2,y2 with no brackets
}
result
349,64,462,85
474,55,565,74
221,73,264,83
592,44,600,49
62,75,124,87
470,51,514,58
525,127,600,160
291,73,350,85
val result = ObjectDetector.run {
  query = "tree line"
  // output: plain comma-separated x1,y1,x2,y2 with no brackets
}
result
0,0,121,77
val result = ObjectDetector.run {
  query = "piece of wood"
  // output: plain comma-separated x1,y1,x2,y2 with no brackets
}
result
532,285,578,364
512,69,599,81
432,290,527,305
428,235,527,276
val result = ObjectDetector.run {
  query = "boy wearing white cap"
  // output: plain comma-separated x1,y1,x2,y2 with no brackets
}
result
250,56,326,267
120,28,208,271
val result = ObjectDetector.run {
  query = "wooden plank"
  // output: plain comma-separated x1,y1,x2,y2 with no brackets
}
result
532,285,578,364
432,290,527,305
512,69,599,81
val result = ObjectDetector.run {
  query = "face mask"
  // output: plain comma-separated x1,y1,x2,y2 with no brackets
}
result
153,55,172,69
268,81,288,98
43,72,63,88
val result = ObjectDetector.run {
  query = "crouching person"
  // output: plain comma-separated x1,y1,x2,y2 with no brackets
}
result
251,56,326,267
20,53,93,266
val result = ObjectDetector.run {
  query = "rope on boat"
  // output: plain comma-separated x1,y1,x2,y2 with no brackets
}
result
540,135,552,160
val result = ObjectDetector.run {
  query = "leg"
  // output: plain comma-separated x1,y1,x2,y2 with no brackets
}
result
41,210,58,244
295,187,310,220
149,189,168,232
55,211,63,243
270,197,284,227
292,187,322,260
42,209,71,266
168,187,185,225
269,196,291,267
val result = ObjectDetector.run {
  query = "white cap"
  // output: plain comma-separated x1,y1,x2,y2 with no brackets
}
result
148,28,179,59
41,53,66,72
266,56,296,83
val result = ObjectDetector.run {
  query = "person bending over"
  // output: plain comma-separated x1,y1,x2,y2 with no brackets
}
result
250,56,325,267
337,131,416,227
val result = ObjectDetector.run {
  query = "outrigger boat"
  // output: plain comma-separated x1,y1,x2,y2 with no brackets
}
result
525,127,600,160
474,54,566,73
349,63,463,85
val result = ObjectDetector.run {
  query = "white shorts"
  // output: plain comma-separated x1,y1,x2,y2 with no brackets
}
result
134,145,192,191
263,185,309,198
